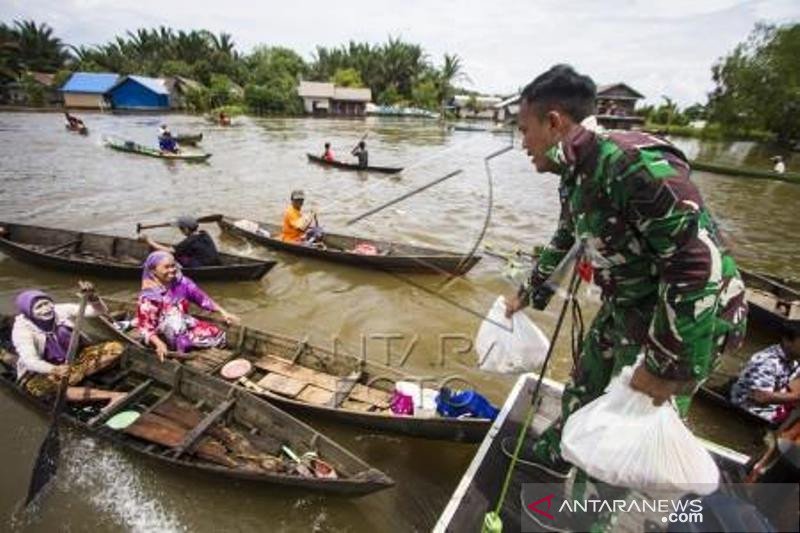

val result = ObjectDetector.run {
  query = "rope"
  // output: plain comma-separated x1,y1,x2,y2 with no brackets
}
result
484,266,582,530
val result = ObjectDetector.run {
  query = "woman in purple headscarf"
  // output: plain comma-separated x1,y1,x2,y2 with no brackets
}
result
137,251,239,361
11,282,125,402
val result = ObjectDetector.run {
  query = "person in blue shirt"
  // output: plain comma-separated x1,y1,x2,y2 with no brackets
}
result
158,125,179,154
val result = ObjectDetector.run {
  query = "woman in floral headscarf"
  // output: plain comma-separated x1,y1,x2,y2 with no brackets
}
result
10,283,125,402
137,251,239,361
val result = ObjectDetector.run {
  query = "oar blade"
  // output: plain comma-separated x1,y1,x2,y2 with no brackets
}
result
25,423,60,506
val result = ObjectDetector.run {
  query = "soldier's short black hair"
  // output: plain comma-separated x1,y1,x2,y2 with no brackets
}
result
521,64,597,122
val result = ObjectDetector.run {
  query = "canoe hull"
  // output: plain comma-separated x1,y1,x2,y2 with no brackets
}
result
0,221,276,281
692,160,800,183
0,336,392,495
105,139,211,161
218,216,481,275
175,133,203,145
306,153,403,174
99,299,493,442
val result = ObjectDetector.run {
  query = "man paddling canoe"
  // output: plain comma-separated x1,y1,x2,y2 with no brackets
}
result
281,190,322,244
504,65,748,479
139,216,222,268
351,140,368,169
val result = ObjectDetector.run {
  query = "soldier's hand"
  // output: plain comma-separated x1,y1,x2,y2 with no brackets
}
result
630,364,689,405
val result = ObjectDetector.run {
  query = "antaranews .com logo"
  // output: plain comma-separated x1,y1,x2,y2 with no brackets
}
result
520,482,797,532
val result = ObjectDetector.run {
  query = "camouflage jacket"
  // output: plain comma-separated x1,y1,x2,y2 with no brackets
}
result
521,121,747,380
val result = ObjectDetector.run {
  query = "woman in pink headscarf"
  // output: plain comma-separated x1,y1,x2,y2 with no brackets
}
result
137,251,239,361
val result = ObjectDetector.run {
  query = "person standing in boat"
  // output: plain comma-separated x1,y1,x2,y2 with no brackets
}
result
9,283,126,405
137,251,239,361
139,216,222,268
322,142,336,162
280,190,320,243
351,140,368,168
504,65,748,479
730,325,800,424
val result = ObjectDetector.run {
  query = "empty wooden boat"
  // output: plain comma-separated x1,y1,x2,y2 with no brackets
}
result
0,221,276,281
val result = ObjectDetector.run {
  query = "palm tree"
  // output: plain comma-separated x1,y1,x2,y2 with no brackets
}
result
12,20,70,72
437,53,468,116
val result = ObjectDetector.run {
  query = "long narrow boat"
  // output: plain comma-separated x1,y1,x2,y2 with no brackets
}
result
695,376,777,429
0,221,276,281
98,299,494,442
0,326,393,495
740,268,800,331
216,215,481,275
306,153,403,174
434,372,785,532
105,138,211,162
691,159,800,183
65,123,88,135
175,132,203,145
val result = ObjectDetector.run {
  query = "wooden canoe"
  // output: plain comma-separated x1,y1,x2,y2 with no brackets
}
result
0,221,276,281
691,159,800,184
175,133,203,145
105,138,211,162
306,153,403,174
695,377,777,429
217,215,481,275
98,299,494,443
435,372,766,532
740,268,800,331
65,124,88,135
0,326,393,495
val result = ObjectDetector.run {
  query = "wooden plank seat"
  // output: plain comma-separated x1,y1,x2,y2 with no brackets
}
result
253,354,392,410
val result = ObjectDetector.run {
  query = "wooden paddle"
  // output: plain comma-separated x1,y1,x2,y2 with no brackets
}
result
25,287,91,506
136,214,223,233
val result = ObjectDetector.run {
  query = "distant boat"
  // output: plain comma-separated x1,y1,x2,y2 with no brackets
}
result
306,153,403,174
691,159,800,183
104,137,211,162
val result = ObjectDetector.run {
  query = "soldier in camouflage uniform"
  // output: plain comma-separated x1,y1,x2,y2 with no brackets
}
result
505,65,749,476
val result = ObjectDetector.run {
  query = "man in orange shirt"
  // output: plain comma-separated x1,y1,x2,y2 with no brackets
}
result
281,190,316,242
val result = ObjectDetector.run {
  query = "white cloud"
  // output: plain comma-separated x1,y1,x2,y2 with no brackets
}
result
2,0,798,105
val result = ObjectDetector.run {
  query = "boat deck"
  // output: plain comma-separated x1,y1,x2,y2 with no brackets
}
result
435,374,755,532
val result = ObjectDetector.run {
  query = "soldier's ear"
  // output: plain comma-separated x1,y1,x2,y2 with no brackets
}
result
546,110,563,131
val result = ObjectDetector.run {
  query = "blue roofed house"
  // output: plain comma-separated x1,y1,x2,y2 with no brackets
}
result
107,75,171,110
61,72,119,109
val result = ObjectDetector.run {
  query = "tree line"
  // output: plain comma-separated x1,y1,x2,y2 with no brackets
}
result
0,20,466,115
636,22,798,145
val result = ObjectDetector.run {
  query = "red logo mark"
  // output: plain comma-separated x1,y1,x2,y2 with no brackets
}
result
527,493,556,520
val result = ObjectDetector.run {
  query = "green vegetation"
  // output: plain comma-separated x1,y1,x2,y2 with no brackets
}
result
0,19,468,116
636,22,798,146
708,22,800,145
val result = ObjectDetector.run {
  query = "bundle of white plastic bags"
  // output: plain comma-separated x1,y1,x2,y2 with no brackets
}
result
474,296,549,374
560,357,719,494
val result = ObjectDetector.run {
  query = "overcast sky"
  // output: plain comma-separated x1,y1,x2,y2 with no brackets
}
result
2,0,798,105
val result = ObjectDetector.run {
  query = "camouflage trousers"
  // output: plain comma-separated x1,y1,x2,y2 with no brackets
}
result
531,300,735,466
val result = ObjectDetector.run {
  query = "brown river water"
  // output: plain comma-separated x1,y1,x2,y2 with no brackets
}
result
0,112,798,532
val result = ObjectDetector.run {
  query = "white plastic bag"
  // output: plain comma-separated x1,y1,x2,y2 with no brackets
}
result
560,358,719,494
474,296,549,374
